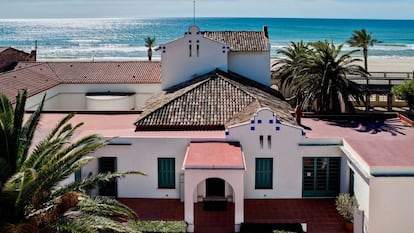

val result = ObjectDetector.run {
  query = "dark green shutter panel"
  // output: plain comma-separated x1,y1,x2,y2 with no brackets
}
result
158,158,175,188
255,158,273,189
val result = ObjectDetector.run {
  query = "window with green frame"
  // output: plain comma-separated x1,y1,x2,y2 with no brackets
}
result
255,158,273,189
303,157,341,197
158,158,175,188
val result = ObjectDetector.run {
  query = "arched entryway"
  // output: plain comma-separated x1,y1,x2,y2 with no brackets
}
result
183,142,245,232
193,178,235,233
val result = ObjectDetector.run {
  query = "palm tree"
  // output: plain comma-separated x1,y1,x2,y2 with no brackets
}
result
0,90,143,233
272,41,310,104
347,28,381,71
296,40,368,113
144,37,156,61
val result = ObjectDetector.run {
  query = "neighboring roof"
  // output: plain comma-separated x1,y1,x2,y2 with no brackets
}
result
0,63,61,101
303,117,414,172
203,31,269,52
135,70,295,131
0,47,10,53
184,142,245,170
0,61,161,101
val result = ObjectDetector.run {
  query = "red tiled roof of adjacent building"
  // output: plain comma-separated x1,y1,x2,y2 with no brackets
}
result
0,63,60,100
204,31,269,52
1,61,161,102
184,142,245,169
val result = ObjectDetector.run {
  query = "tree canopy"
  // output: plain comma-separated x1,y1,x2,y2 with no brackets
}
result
347,28,381,71
0,90,143,233
273,40,368,113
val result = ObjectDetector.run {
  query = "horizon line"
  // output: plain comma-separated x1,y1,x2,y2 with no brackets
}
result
1,16,414,21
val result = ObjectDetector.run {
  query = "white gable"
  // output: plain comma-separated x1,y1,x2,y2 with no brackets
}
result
160,25,229,89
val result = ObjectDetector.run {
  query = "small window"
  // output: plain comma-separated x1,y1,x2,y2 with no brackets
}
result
158,158,175,188
98,157,117,196
196,44,199,57
255,158,273,189
189,44,192,57
267,135,272,149
259,135,264,149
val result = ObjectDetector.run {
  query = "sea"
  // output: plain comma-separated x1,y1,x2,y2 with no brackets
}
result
1,17,414,60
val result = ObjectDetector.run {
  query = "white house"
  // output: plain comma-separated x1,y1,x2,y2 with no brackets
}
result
2,25,414,233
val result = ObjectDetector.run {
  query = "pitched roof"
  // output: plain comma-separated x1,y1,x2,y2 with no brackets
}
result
184,142,245,170
1,61,161,102
0,63,60,101
0,47,10,53
135,70,295,131
203,31,269,52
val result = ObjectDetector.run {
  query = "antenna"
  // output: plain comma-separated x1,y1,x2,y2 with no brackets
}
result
193,0,196,25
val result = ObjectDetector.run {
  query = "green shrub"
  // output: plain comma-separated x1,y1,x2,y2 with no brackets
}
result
335,193,358,223
128,220,187,233
392,79,414,110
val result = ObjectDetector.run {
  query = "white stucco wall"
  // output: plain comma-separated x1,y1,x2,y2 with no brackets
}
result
226,108,305,198
367,177,414,233
160,25,228,90
352,165,370,233
86,95,135,110
228,51,271,86
26,83,160,111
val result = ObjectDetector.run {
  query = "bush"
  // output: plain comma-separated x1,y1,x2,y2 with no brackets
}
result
392,79,414,110
128,220,187,233
335,193,358,223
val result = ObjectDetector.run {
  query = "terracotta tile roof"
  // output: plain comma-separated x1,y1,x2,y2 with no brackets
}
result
135,70,295,130
184,142,245,169
0,63,60,101
0,47,10,53
47,61,161,84
203,31,269,52
1,61,161,102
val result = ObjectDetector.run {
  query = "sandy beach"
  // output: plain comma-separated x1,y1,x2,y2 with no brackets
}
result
272,57,414,73
357,57,414,73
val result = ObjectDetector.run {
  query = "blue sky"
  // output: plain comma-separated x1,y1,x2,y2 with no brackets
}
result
1,0,413,19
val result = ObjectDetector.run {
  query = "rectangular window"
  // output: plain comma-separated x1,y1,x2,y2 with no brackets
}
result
303,157,340,197
158,158,175,188
189,44,192,57
98,157,117,196
267,135,272,149
255,158,273,189
259,135,264,149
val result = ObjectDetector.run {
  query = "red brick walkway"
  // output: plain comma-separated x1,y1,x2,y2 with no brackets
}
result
245,199,347,233
118,198,347,233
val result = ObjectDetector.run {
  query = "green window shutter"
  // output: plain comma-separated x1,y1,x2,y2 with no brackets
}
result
158,158,175,188
255,158,273,189
74,169,81,181
303,157,341,197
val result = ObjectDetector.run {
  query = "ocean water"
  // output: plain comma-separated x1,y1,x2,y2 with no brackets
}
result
1,17,414,60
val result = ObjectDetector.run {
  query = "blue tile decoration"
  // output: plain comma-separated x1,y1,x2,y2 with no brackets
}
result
250,126,255,131
276,119,281,124
301,130,306,136
251,120,255,124
225,131,230,136
276,126,280,131
269,119,273,124
258,119,262,124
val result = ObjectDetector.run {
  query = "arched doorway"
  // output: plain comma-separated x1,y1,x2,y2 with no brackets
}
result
206,177,225,197
194,178,235,233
